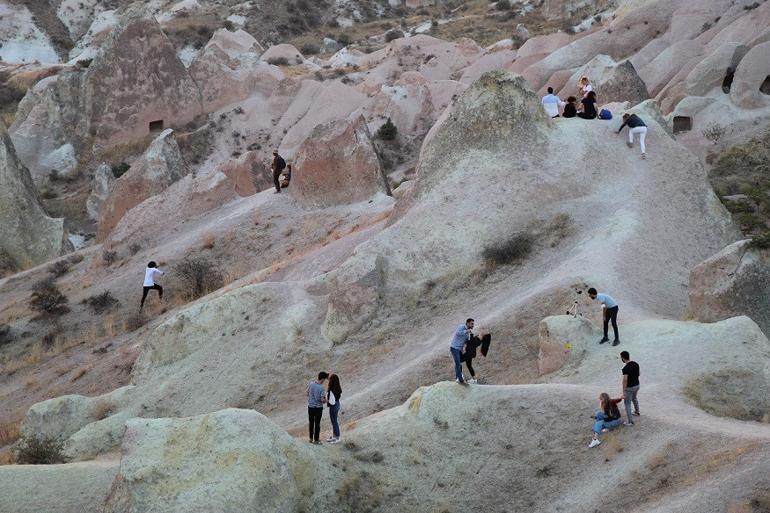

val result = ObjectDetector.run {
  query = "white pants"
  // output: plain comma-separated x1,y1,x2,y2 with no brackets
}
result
629,126,647,154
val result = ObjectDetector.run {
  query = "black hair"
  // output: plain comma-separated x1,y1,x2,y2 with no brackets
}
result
148,261,157,268
466,318,474,324
587,287,597,295
318,371,329,380
567,96,577,103
620,351,630,360
547,87,554,94
587,91,597,101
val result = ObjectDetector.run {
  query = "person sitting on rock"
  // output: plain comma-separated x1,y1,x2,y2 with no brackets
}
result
588,287,620,345
620,351,640,426
271,149,286,194
617,113,648,160
307,371,328,444
579,77,593,98
280,160,292,188
577,91,598,120
588,392,624,448
140,261,164,310
541,87,565,118
562,96,578,118
450,319,474,385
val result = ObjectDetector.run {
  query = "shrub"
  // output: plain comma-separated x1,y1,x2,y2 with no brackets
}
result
300,43,320,55
495,0,512,10
482,233,534,266
128,242,141,255
29,281,69,316
85,291,119,314
702,122,727,145
0,324,14,348
125,313,146,332
13,435,66,464
267,56,290,66
111,162,130,178
174,256,224,300
47,260,71,278
376,118,398,141
336,33,352,45
102,250,118,266
750,232,770,249
385,29,404,42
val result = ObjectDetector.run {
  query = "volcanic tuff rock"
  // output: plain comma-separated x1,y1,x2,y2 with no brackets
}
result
0,123,66,272
86,163,115,221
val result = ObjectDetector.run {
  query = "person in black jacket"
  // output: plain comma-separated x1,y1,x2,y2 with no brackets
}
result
617,113,648,159
577,91,598,119
271,149,286,193
461,331,490,384
562,96,578,118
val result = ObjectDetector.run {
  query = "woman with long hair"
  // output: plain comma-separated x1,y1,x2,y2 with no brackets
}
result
326,373,342,444
588,392,623,448
577,91,598,119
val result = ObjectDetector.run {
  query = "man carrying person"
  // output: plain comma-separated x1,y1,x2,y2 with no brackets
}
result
620,351,640,425
617,113,648,159
450,319,474,385
541,87,564,118
587,288,620,345
271,149,286,194
306,371,328,444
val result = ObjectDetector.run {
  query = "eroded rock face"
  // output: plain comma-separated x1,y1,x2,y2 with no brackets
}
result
683,42,748,96
561,55,649,105
97,129,189,241
0,123,66,271
291,115,390,209
86,163,114,221
730,41,770,109
687,240,770,335
537,315,596,375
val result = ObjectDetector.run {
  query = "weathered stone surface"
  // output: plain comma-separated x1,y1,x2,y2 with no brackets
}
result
730,41,770,109
538,315,595,375
0,122,66,271
260,43,304,64
561,55,649,104
292,115,390,209
212,151,260,196
97,129,189,241
86,163,114,221
684,42,749,96
640,39,703,97
687,240,770,336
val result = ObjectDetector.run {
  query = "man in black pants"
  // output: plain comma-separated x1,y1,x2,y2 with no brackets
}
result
271,149,286,194
588,287,620,345
306,371,328,444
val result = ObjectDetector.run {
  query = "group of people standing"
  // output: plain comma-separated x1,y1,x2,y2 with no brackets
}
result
541,77,649,159
306,371,343,444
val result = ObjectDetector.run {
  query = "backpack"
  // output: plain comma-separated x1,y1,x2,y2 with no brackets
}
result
275,156,286,171
598,108,612,120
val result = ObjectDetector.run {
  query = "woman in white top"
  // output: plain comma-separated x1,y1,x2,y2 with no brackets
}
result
326,373,342,444
579,77,593,98
140,261,165,309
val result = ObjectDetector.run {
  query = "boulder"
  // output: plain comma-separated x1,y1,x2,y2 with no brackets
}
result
0,122,66,271
291,115,390,209
364,75,436,136
561,55,649,104
683,42,749,96
97,129,189,241
86,163,115,221
517,32,571,59
537,315,596,375
212,151,261,196
323,37,343,53
260,44,304,64
21,395,97,442
687,240,770,335
730,41,770,109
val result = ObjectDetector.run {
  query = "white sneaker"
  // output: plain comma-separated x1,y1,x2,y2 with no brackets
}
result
588,439,601,448
624,421,634,426
467,379,478,384
326,436,336,442
329,437,340,444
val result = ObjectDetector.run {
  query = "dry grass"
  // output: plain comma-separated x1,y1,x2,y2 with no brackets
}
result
0,416,22,447
70,365,89,382
201,232,217,250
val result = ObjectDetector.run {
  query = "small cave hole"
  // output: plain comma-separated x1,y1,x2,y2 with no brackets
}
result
673,116,692,134
759,75,770,95
721,67,735,94
149,120,164,133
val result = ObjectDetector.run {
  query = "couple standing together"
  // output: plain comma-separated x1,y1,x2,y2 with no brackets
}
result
306,372,342,444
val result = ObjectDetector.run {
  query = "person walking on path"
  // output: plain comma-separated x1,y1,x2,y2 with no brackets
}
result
140,261,164,310
620,351,641,425
617,113,648,159
271,149,286,194
541,87,564,118
450,319,474,385
588,392,624,448
326,373,342,444
307,371,328,444
588,288,620,345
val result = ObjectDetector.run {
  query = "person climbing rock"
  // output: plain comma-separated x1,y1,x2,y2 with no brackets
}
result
450,319,474,385
307,371,328,444
271,149,286,193
588,392,624,448
618,113,648,159
326,373,342,444
140,261,164,310
620,351,640,425
587,288,620,345
577,91,598,119
541,87,564,118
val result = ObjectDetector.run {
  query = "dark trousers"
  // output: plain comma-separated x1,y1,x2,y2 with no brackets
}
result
463,356,475,378
577,112,596,119
140,284,163,308
308,407,323,441
604,306,619,340
329,402,340,438
273,169,282,192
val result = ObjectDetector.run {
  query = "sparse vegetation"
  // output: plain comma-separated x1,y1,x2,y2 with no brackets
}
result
385,29,404,42
0,324,14,348
125,312,147,332
495,0,512,10
684,369,770,422
482,232,534,266
47,259,71,278
85,291,119,314
376,118,398,141
300,43,320,55
129,242,142,255
174,256,224,300
13,435,66,465
29,280,70,317
702,122,728,145
102,250,118,266
267,56,290,66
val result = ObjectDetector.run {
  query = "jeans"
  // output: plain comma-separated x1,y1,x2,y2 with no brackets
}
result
329,402,340,438
450,347,464,382
604,306,619,340
308,407,323,442
140,284,163,308
629,126,647,154
592,411,623,433
624,385,640,420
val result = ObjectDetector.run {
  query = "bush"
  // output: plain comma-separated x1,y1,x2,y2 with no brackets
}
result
482,233,534,266
47,260,71,278
300,43,320,55
376,118,398,141
0,324,14,348
702,122,727,145
129,242,141,255
111,162,130,178
175,256,224,300
385,29,404,42
85,291,119,314
102,250,118,266
495,0,512,10
125,313,146,332
267,56,290,66
750,232,770,249
29,281,69,316
336,33,352,45
13,435,66,464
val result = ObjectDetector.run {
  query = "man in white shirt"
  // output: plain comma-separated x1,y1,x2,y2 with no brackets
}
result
140,261,165,309
588,287,620,346
541,87,564,118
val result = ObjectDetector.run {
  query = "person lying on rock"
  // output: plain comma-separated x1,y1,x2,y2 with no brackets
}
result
140,261,164,310
617,113,648,160
620,351,640,426
587,287,620,346
461,329,491,384
588,392,624,448
307,371,328,444
271,148,286,194
562,96,578,118
450,318,474,385
577,91,598,120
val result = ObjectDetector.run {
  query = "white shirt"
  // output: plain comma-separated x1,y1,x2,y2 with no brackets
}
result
581,83,593,97
143,267,164,287
328,391,337,406
541,94,562,117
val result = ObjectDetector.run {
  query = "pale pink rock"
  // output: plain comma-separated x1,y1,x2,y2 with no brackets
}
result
730,41,770,109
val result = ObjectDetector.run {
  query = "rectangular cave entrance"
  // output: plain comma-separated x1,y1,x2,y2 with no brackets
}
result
673,116,692,134
149,120,165,133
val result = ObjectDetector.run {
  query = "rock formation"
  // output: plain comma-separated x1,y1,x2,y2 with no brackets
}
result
85,163,114,221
